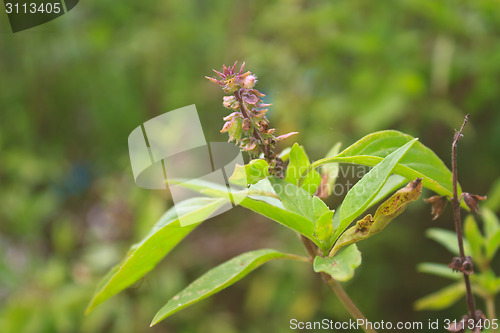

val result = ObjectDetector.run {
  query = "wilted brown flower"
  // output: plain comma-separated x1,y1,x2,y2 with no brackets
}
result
424,195,448,220
462,193,487,214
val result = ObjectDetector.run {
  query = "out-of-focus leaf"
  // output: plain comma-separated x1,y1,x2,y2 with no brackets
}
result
486,229,500,260
427,228,472,256
417,263,461,280
86,197,227,314
476,269,499,295
414,282,465,311
312,131,460,202
151,249,307,326
331,178,422,255
313,244,362,282
229,159,269,187
464,215,485,261
484,178,500,212
286,143,321,195
483,208,500,241
333,138,417,242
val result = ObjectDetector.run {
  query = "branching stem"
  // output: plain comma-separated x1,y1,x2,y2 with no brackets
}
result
450,114,477,320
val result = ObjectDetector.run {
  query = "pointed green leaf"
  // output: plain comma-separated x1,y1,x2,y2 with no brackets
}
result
313,244,362,282
331,179,422,255
414,282,465,311
312,130,460,202
151,249,307,326
286,143,321,195
334,138,418,241
427,228,472,256
229,159,269,187
86,197,226,314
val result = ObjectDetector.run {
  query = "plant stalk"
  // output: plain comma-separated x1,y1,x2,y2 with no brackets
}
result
485,295,498,333
450,114,477,320
300,236,377,333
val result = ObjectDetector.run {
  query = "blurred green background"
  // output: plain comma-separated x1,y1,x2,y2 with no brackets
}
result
1,0,499,332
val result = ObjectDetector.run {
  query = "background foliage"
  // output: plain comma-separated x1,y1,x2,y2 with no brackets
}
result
1,0,499,332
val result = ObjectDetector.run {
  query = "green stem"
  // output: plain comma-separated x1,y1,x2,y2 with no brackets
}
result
485,295,498,333
321,273,377,333
300,236,377,333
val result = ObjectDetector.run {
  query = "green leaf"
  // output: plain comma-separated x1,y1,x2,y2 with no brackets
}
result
228,118,242,142
367,174,407,208
414,282,465,311
239,195,318,245
486,229,500,260
312,130,460,201
86,197,226,314
151,249,307,326
427,228,472,256
315,210,335,253
286,143,321,195
278,147,292,162
229,159,269,187
167,178,321,245
334,138,418,241
313,244,362,282
331,179,422,255
483,208,500,241
269,177,329,222
417,263,461,280
464,215,484,261
484,178,500,212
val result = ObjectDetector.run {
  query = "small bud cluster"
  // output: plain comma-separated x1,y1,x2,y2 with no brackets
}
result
206,62,297,176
